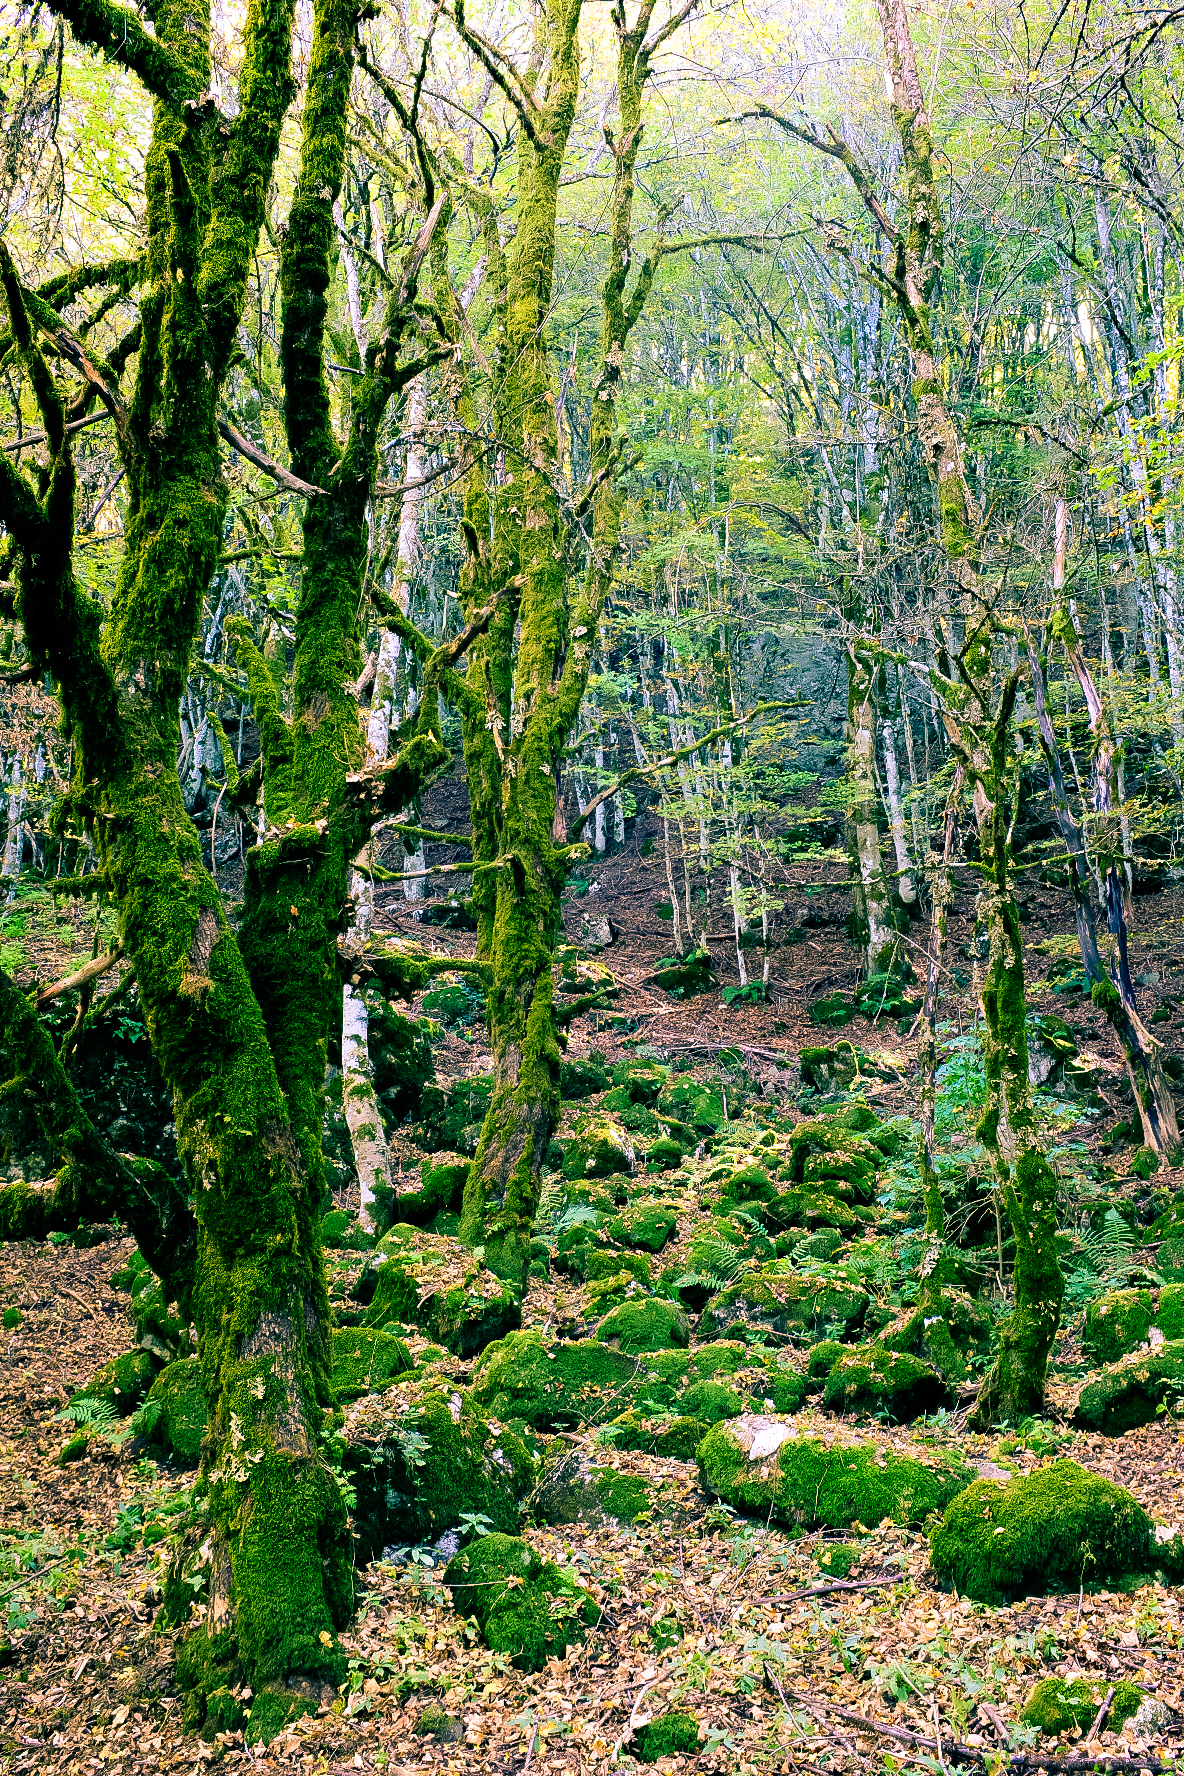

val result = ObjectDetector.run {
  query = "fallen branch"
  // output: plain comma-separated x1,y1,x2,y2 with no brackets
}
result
761,1576,895,1604
35,945,124,1007
217,419,327,498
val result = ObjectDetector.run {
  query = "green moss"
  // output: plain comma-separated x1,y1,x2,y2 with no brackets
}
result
60,1433,88,1463
1073,1340,1184,1435
822,1345,950,1423
2,1307,20,1330
245,1687,316,1746
699,1265,869,1344
82,1348,158,1417
1155,1283,1184,1341
1131,1147,1158,1181
146,1356,207,1465
678,1379,744,1423
363,1233,521,1356
596,1298,689,1354
346,1382,534,1558
1157,1238,1184,1279
444,1533,599,1672
929,1460,1178,1604
816,1542,859,1578
561,1116,636,1181
558,1055,610,1099
636,1711,699,1761
607,1203,678,1251
698,1417,970,1529
584,1248,651,1285
1022,1677,1143,1738
202,1686,244,1738
1083,1289,1154,1364
330,1329,412,1400
595,1467,653,1520
657,1078,726,1132
608,1412,708,1460
472,1331,640,1429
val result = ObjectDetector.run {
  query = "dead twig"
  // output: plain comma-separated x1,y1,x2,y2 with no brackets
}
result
35,946,123,1007
56,1285,104,1324
1086,1687,1116,1746
761,1576,895,1604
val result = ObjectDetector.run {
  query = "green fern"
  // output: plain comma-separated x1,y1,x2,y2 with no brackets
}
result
1080,1208,1136,1282
534,1175,566,1239
57,1395,117,1428
686,1235,748,1283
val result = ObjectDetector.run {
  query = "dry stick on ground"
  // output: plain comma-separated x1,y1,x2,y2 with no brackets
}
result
785,1691,1168,1774
56,1285,105,1324
761,1576,894,1603
1087,1688,1117,1746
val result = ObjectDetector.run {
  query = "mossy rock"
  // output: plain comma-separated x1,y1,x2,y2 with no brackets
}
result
363,1231,521,1357
330,1328,413,1401
607,1411,709,1461
698,1416,971,1530
799,1042,868,1091
444,1533,599,1672
645,1134,685,1171
583,1270,645,1317
597,1298,690,1354
646,948,717,1000
678,1378,745,1424
559,1054,610,1099
368,997,437,1114
414,1702,465,1741
244,1687,318,1746
1131,1146,1159,1181
808,991,855,1027
609,1062,667,1105
1083,1288,1154,1365
531,1445,655,1525
636,1711,699,1762
414,1075,494,1155
1157,1238,1184,1280
584,1248,652,1285
471,1331,642,1430
145,1356,206,1466
562,1116,636,1181
1073,1340,1184,1435
321,1208,372,1250
822,1345,950,1423
657,1078,727,1132
1022,1677,1143,1738
929,1460,1184,1605
882,1291,994,1384
607,1204,679,1252
344,1381,534,1561
699,1264,869,1345
1155,1282,1184,1341
377,1153,470,1231
804,1340,846,1390
80,1347,159,1417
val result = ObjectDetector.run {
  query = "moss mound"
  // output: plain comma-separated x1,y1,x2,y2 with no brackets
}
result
344,1382,534,1560
597,1298,690,1354
699,1265,869,1344
1073,1340,1184,1435
472,1332,641,1430
608,1411,709,1461
1083,1289,1154,1364
678,1378,745,1423
636,1711,699,1761
363,1231,521,1356
145,1356,206,1466
81,1348,158,1417
562,1116,636,1181
698,1416,970,1530
822,1345,950,1423
530,1445,655,1525
929,1460,1182,1604
330,1329,413,1401
816,1542,860,1578
244,1687,317,1747
444,1533,599,1671
1022,1677,1143,1738
608,1203,679,1252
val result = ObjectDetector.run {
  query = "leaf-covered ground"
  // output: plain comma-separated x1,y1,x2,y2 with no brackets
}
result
2,833,1184,1774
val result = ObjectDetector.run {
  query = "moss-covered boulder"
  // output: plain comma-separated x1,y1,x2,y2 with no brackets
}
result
799,1043,868,1092
376,1153,470,1231
471,1331,642,1430
699,1264,869,1345
678,1378,745,1423
882,1291,994,1384
646,948,717,1000
562,1116,636,1181
80,1347,159,1417
363,1229,520,1356
1022,1677,1143,1738
698,1416,971,1530
822,1345,950,1423
145,1356,206,1466
1083,1289,1154,1365
444,1533,599,1672
607,1412,709,1461
344,1381,534,1561
636,1712,699,1762
531,1445,655,1526
1157,1238,1184,1280
657,1077,727,1133
608,1203,679,1252
1158,1282,1184,1340
584,1247,652,1285
559,1054,610,1099
809,991,855,1027
929,1460,1184,1604
1073,1341,1184,1435
330,1328,413,1401
597,1299,690,1354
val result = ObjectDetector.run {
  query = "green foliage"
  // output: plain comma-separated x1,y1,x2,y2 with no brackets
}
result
444,1534,599,1672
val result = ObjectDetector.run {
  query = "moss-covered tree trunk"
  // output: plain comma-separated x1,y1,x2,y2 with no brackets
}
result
455,0,689,1283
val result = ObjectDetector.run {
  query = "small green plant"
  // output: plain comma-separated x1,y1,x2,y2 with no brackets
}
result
458,1511,494,1542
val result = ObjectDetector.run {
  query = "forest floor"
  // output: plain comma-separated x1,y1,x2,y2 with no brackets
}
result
2,818,1184,1775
